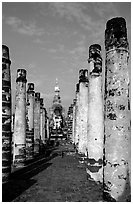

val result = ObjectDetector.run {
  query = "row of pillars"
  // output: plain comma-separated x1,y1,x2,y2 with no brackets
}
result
69,17,130,201
2,46,49,183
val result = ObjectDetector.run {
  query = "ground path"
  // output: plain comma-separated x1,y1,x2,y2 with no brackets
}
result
3,141,103,202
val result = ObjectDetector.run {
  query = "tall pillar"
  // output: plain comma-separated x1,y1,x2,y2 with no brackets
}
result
74,83,80,146
46,117,49,139
44,110,48,142
42,108,46,144
67,104,73,140
40,98,45,149
34,92,40,156
104,17,130,201
13,69,27,167
87,44,104,183
44,109,47,142
2,45,12,183
72,99,76,144
40,98,43,144
26,83,34,160
78,69,89,155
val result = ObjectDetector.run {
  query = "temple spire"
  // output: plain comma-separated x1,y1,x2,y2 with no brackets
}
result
53,78,61,104
54,78,60,93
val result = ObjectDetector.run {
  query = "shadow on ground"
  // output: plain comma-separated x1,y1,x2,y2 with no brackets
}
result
2,149,59,202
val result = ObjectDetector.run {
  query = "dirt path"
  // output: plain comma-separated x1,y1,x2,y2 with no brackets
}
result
3,143,103,202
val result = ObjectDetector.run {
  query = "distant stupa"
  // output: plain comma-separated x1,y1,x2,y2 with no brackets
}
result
49,79,66,140
53,78,61,104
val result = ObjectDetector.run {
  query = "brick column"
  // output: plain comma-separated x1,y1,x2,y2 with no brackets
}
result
26,83,34,160
40,98,43,144
104,17,131,201
40,98,46,150
72,99,76,144
87,44,103,183
44,109,47,143
46,117,49,139
42,108,46,144
2,45,12,183
44,109,47,142
75,83,80,146
78,69,89,155
34,92,40,156
67,104,73,140
13,69,27,167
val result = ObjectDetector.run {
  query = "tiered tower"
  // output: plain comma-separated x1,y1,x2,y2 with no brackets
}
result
49,79,65,141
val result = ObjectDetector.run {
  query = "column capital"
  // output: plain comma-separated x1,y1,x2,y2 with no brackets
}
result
35,92,40,101
79,69,88,83
88,44,102,75
27,83,34,93
105,17,129,51
16,69,27,83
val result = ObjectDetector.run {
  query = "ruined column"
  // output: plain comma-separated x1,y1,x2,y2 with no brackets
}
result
44,109,47,142
78,69,89,155
34,92,40,156
40,98,43,144
42,108,46,144
40,98,45,150
72,99,76,144
2,45,12,183
26,83,34,160
67,104,73,140
87,44,104,183
104,17,131,201
44,110,48,142
74,83,80,146
46,117,49,139
13,69,27,167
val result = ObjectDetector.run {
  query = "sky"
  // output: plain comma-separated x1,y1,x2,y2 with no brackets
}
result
2,2,131,115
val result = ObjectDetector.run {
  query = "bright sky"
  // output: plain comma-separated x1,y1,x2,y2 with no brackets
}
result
2,2,131,114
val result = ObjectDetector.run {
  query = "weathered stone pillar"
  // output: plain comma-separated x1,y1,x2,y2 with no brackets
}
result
26,83,34,160
67,104,73,140
42,108,46,144
46,117,49,139
104,17,131,201
40,98,43,144
44,110,48,142
40,98,46,148
78,69,89,155
87,44,104,183
75,83,80,146
13,69,27,167
34,92,40,156
72,99,76,144
2,45,12,183
44,109,47,142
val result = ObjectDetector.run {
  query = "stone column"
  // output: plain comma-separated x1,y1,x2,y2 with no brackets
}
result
72,99,76,144
78,69,89,155
67,104,73,140
87,44,104,183
26,83,34,160
13,69,27,167
40,98,43,143
46,117,49,139
2,45,12,183
43,108,46,144
40,98,45,150
44,110,48,142
34,92,40,156
44,109,47,142
75,83,80,146
104,17,130,201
